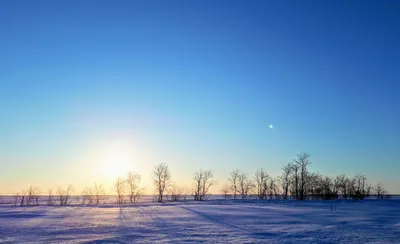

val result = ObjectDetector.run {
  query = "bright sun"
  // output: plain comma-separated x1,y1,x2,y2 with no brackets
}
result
99,141,135,178
101,152,130,177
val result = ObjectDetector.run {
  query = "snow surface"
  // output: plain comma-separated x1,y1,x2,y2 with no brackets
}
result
1,198,400,243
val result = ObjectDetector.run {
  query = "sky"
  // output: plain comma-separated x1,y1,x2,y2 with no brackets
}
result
0,0,399,194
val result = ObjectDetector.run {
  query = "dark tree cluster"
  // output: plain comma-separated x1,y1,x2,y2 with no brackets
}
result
223,153,390,201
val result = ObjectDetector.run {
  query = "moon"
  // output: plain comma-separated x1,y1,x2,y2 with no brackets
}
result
269,124,274,129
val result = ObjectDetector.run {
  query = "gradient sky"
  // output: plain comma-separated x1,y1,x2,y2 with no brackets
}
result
1,0,399,194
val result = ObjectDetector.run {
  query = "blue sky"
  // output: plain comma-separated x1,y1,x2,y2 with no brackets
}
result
0,0,399,193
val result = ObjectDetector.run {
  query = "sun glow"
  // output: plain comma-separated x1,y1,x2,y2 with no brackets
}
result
101,152,130,177
98,140,136,179
83,137,154,193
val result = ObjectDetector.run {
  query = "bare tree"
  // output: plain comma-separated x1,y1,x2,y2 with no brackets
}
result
294,152,311,200
47,189,54,205
321,176,334,200
93,183,105,204
126,172,142,203
26,188,33,206
56,185,74,206
347,177,356,199
25,186,40,206
333,177,340,198
364,183,373,198
374,182,387,200
193,171,203,201
114,177,126,205
169,184,185,201
307,172,320,200
254,169,269,200
228,170,240,199
353,174,367,200
221,184,231,199
193,169,216,201
14,189,28,207
153,163,171,202
281,163,292,200
336,174,349,199
132,189,142,203
56,187,64,206
289,162,300,200
81,187,92,205
12,193,18,206
268,177,278,200
65,185,74,206
238,173,254,199
33,188,40,206
302,173,376,201
12,192,22,207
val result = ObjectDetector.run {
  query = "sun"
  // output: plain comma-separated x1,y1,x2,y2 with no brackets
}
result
101,152,130,177
99,140,134,179
88,139,152,186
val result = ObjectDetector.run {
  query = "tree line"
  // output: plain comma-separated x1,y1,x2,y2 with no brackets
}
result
223,153,389,201
10,153,390,206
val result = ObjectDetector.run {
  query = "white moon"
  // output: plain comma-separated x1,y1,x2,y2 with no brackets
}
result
269,124,274,129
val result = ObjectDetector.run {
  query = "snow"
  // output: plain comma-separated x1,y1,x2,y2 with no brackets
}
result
1,198,399,243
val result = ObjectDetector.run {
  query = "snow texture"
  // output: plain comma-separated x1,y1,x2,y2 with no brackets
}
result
1,198,399,243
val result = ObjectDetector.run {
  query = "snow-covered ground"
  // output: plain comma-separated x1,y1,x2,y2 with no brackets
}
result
1,198,399,243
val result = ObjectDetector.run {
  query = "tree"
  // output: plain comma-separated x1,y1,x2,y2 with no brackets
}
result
268,177,277,200
56,185,73,206
12,191,26,207
169,184,185,201
153,163,171,202
364,184,373,198
228,170,240,199
238,172,254,199
12,193,18,207
221,184,231,199
336,174,349,199
347,177,356,199
374,182,387,200
254,169,268,200
307,172,320,200
93,183,105,204
193,169,216,201
126,172,142,203
321,176,334,200
26,186,40,206
114,177,126,205
281,163,292,200
333,177,340,199
290,162,300,200
13,187,40,207
47,189,54,205
81,187,92,205
294,152,311,200
56,187,64,206
65,185,74,206
354,174,367,200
